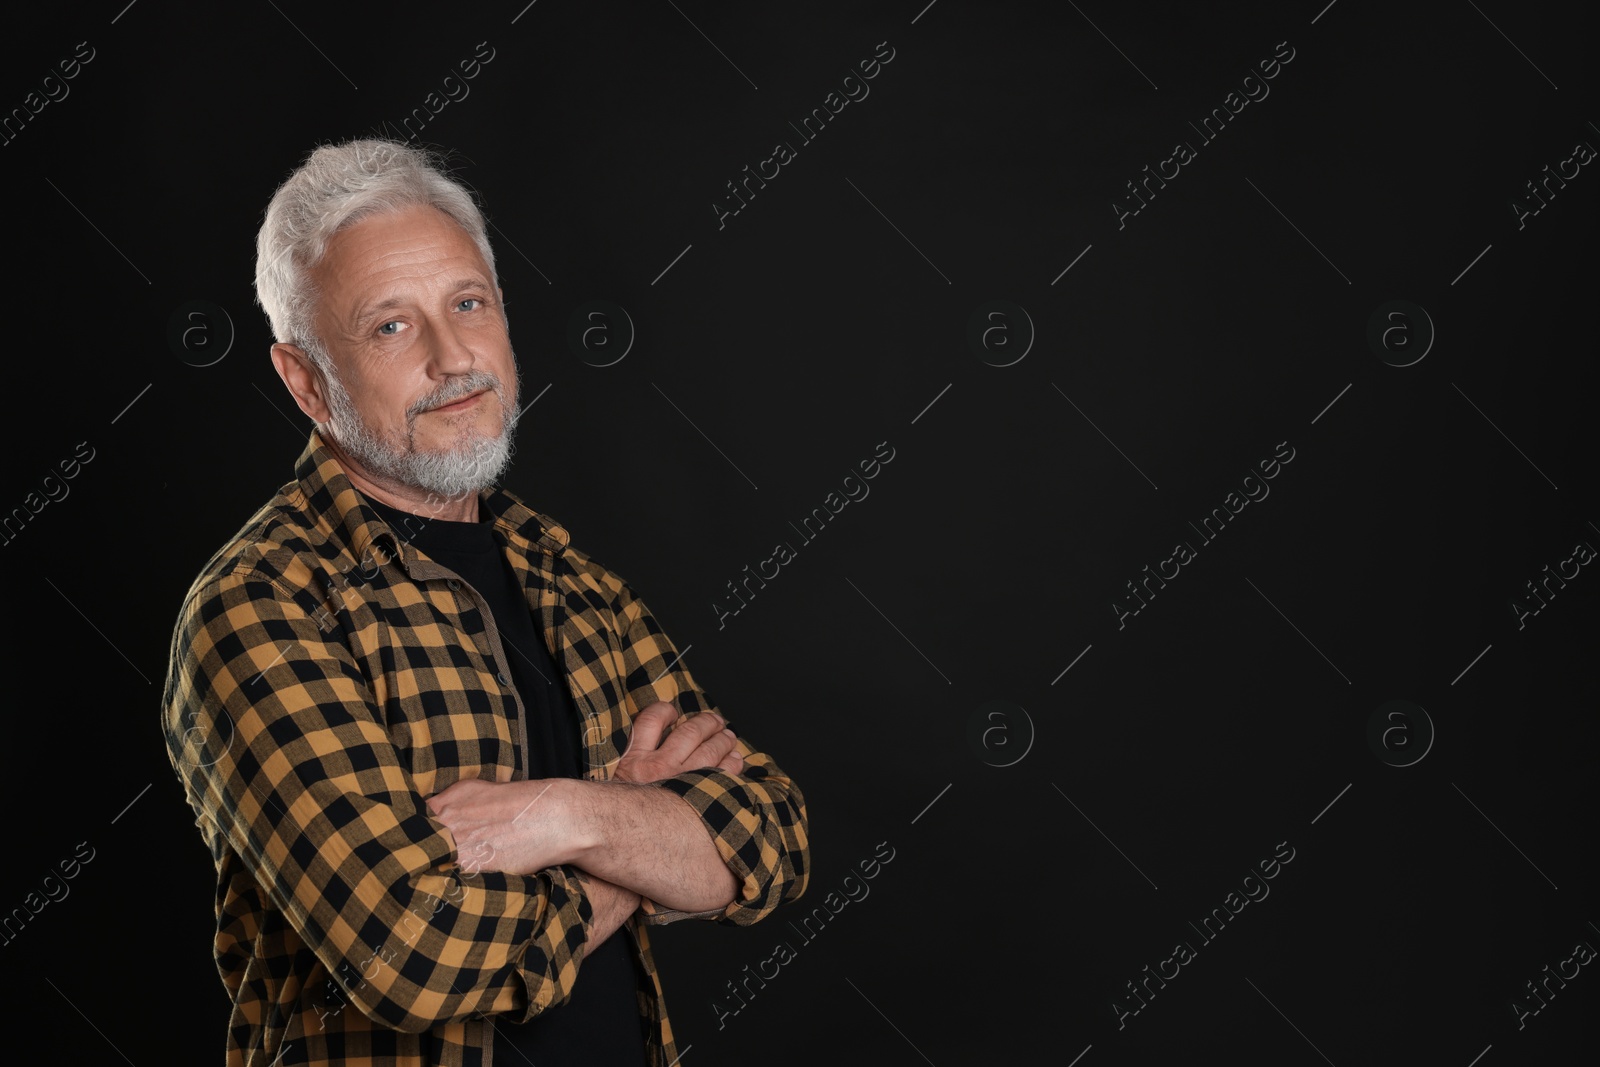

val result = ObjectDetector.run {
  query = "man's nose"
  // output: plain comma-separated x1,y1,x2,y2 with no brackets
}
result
423,316,477,376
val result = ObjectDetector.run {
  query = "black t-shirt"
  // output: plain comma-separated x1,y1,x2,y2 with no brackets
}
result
365,495,648,1066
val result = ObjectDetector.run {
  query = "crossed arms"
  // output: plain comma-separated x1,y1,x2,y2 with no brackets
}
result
163,549,809,1033
425,701,750,944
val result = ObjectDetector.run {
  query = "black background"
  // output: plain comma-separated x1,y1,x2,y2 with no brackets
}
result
1,1,1595,1064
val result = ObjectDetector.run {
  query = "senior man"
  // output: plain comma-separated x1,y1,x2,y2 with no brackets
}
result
161,138,809,1066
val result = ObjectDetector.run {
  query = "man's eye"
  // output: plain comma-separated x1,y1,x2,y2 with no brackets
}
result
378,321,404,336
457,298,483,312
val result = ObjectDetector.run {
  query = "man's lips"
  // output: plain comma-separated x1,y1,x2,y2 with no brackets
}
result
426,390,488,413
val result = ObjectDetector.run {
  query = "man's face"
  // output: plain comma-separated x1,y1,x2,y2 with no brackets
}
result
303,202,520,500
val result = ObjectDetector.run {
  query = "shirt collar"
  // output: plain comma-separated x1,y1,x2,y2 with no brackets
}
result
291,427,572,561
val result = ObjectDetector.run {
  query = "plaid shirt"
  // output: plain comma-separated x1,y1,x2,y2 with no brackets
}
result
161,428,809,1066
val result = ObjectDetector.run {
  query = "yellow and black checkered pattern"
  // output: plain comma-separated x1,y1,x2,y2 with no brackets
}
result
161,428,810,1066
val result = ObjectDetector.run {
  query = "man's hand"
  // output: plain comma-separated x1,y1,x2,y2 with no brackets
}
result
614,701,744,784
573,869,642,948
425,701,746,912
424,700,745,877
426,777,574,876
425,782,641,945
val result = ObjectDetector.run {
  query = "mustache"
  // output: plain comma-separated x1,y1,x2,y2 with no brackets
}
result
406,370,507,418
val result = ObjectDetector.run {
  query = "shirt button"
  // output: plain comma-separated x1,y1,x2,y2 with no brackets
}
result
498,671,511,686
447,579,460,591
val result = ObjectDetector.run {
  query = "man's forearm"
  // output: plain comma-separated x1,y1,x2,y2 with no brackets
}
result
557,778,739,913
427,750,743,913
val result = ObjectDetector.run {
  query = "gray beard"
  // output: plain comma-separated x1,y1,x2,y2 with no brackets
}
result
317,357,521,500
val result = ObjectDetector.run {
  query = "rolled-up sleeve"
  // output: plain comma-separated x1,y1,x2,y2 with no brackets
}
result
162,566,598,1033
607,572,811,925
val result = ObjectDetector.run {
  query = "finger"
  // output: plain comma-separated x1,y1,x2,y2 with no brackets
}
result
424,783,458,814
625,701,680,754
716,751,744,776
685,727,739,771
657,711,726,762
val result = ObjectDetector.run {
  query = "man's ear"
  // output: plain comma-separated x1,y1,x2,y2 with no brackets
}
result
270,342,332,424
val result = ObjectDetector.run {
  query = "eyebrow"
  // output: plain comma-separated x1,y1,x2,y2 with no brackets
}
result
351,278,493,327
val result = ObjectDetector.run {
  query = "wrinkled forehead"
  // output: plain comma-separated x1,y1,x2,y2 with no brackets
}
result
312,205,495,321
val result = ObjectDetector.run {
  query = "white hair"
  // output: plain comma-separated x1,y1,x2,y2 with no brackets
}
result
254,138,498,366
